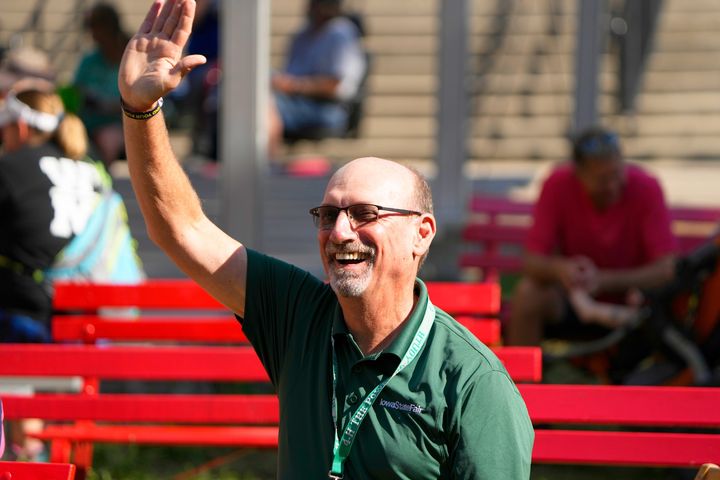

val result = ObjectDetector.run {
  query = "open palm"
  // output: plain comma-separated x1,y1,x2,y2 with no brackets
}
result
118,0,206,111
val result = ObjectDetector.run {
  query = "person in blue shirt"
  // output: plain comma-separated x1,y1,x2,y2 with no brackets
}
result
268,0,366,156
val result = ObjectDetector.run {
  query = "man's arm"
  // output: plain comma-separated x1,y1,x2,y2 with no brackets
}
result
523,252,597,292
118,0,247,315
596,254,676,294
271,73,340,100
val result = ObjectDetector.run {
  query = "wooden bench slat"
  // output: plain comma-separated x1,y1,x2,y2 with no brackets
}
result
462,224,529,242
53,315,501,346
519,384,720,427
53,280,502,315
0,461,76,480
426,282,500,315
455,317,502,346
28,423,720,467
533,430,720,467
459,253,524,271
469,196,532,214
10,386,719,428
53,280,226,310
0,344,539,383
494,347,542,383
36,425,280,449
0,345,269,382
2,394,279,424
53,315,249,342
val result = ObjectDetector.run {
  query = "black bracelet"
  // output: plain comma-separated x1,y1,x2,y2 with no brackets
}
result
121,97,164,120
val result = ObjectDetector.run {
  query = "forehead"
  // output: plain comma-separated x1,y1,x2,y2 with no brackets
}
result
322,159,415,206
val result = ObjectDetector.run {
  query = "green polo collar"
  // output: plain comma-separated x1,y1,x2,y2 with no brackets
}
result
331,278,429,361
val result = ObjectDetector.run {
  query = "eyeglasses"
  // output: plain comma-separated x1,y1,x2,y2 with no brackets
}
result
309,203,422,230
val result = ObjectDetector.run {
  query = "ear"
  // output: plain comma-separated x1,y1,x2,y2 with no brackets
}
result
413,213,436,259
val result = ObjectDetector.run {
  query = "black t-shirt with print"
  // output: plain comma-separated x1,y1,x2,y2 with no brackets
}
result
0,143,102,321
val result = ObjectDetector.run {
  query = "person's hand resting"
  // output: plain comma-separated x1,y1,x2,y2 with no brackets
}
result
555,256,599,292
118,0,206,112
569,288,641,329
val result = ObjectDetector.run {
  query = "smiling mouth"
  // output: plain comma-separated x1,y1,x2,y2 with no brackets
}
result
334,252,369,265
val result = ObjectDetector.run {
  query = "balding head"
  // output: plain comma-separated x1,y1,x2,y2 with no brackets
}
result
325,157,433,215
320,157,435,277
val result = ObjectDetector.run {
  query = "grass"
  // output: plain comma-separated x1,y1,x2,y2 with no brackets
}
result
84,444,699,480
87,445,277,480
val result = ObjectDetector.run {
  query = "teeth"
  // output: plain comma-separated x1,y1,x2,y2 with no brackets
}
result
335,252,365,261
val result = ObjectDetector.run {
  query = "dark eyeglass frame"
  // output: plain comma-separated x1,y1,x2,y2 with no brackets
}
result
309,203,423,230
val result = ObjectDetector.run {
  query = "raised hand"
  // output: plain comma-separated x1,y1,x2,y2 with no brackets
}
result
118,0,206,111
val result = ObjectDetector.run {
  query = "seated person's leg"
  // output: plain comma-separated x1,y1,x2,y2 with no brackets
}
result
274,93,347,137
507,277,565,346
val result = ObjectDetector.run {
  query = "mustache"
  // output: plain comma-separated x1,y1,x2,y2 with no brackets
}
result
325,242,375,257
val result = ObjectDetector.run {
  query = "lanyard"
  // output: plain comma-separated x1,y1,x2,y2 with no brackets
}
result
328,300,436,479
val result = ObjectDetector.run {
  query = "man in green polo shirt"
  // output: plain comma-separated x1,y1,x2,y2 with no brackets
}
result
117,0,534,478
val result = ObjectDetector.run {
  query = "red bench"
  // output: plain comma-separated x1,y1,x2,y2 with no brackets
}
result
521,384,720,467
0,279,538,476
0,461,76,480
0,342,540,475
2,347,718,473
461,194,720,282
51,279,503,346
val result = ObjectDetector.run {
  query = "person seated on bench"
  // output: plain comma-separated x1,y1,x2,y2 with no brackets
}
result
268,0,367,158
117,1,534,477
507,126,677,349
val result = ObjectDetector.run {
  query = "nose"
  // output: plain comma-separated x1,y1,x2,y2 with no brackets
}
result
327,210,356,243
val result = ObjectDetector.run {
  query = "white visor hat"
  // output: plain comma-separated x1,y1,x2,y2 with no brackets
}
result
0,91,62,132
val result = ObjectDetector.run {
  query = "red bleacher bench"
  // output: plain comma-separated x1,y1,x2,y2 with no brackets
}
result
0,343,540,473
461,194,720,282
0,279,538,475
521,384,720,467
2,345,718,472
51,280,503,346
0,461,76,480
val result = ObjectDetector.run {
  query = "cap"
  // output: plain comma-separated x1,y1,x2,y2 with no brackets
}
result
0,46,56,93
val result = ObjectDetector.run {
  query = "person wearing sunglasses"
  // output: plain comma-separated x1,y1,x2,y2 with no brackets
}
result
117,1,533,478
507,127,677,363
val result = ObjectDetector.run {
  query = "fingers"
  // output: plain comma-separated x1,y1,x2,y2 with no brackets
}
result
151,0,176,35
162,0,184,38
172,54,208,77
171,0,197,47
139,0,163,34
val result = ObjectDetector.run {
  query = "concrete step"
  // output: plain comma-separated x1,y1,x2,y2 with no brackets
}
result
636,92,720,114
365,96,436,116
470,114,720,138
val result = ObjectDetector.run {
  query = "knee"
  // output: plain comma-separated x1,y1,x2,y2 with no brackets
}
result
512,277,547,305
511,276,563,319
